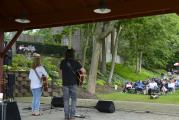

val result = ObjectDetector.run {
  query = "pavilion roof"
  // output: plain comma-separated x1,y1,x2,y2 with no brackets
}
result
0,0,179,32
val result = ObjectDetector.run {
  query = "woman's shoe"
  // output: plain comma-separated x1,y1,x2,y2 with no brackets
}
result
33,111,43,116
31,113,35,116
34,113,40,116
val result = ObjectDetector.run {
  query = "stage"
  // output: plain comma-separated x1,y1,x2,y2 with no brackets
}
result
16,97,179,120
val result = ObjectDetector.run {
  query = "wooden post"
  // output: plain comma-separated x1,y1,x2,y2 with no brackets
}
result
0,32,4,93
0,30,22,94
1,30,22,58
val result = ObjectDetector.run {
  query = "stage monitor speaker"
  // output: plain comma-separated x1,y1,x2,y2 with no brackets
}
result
51,96,64,107
95,100,115,113
0,101,21,120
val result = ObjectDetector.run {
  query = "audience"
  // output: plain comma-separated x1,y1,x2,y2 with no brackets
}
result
122,75,177,97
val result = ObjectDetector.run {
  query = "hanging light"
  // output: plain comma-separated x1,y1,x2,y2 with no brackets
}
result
94,0,111,14
15,10,31,24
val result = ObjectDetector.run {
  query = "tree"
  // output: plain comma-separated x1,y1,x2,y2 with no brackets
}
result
108,25,123,83
118,14,179,71
80,23,96,67
101,37,107,74
87,21,116,94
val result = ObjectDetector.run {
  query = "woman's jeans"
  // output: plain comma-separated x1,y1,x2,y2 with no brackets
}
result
31,87,42,112
63,85,77,119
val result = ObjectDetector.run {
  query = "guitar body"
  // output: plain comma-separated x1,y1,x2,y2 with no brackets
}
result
76,70,86,86
42,75,48,91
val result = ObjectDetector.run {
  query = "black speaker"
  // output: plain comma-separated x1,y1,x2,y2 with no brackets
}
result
0,101,21,120
51,96,64,107
95,100,115,113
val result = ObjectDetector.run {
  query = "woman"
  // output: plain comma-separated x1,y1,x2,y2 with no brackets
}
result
29,53,48,116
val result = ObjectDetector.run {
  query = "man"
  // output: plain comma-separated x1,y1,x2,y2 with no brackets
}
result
134,80,145,93
59,49,85,120
147,79,159,95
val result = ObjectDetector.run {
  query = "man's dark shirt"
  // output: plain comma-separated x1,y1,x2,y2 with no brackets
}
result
60,59,82,86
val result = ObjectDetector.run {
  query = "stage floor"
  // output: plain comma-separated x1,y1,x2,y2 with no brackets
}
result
18,101,179,120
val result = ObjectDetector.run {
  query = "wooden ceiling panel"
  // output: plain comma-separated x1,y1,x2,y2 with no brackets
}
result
0,0,179,32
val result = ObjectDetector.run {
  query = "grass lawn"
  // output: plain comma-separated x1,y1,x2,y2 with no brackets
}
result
97,90,179,105
113,64,162,82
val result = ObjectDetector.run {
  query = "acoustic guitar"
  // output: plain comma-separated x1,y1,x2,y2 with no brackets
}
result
41,75,48,92
76,70,86,86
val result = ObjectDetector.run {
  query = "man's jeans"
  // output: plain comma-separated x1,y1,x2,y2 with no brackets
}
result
63,85,77,119
31,87,42,112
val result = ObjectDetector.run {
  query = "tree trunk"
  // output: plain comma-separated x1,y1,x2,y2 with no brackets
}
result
139,50,143,73
87,22,116,94
87,39,102,94
135,53,138,73
108,26,122,83
111,30,115,54
81,24,95,67
101,37,106,74
68,27,72,49
82,38,88,67
135,52,140,73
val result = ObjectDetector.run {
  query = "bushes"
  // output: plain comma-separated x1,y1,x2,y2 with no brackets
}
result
96,79,106,86
5,54,63,87
41,56,61,82
16,41,68,56
8,54,32,71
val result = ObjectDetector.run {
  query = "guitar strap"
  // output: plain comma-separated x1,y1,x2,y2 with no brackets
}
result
66,61,77,77
33,67,49,92
33,69,42,84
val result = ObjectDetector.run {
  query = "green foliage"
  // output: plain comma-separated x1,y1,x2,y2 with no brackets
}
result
3,53,63,85
41,56,61,79
96,79,106,86
146,68,167,75
54,79,62,86
112,80,123,86
53,34,63,44
118,14,179,69
109,63,159,82
16,41,68,56
9,54,32,71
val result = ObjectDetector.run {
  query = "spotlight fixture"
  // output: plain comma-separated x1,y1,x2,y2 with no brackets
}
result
15,18,30,24
94,0,111,14
15,10,31,24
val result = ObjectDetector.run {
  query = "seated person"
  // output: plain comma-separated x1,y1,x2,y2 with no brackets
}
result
161,80,168,94
167,80,175,93
147,80,159,95
134,80,145,93
123,82,133,93
155,79,162,90
175,80,179,89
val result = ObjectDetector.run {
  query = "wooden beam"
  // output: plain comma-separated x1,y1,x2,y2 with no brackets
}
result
1,30,22,58
0,32,4,93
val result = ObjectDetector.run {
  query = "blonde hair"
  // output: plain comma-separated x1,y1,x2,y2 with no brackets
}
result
32,57,41,69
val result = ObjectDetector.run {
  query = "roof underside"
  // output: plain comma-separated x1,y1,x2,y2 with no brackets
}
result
0,0,179,32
